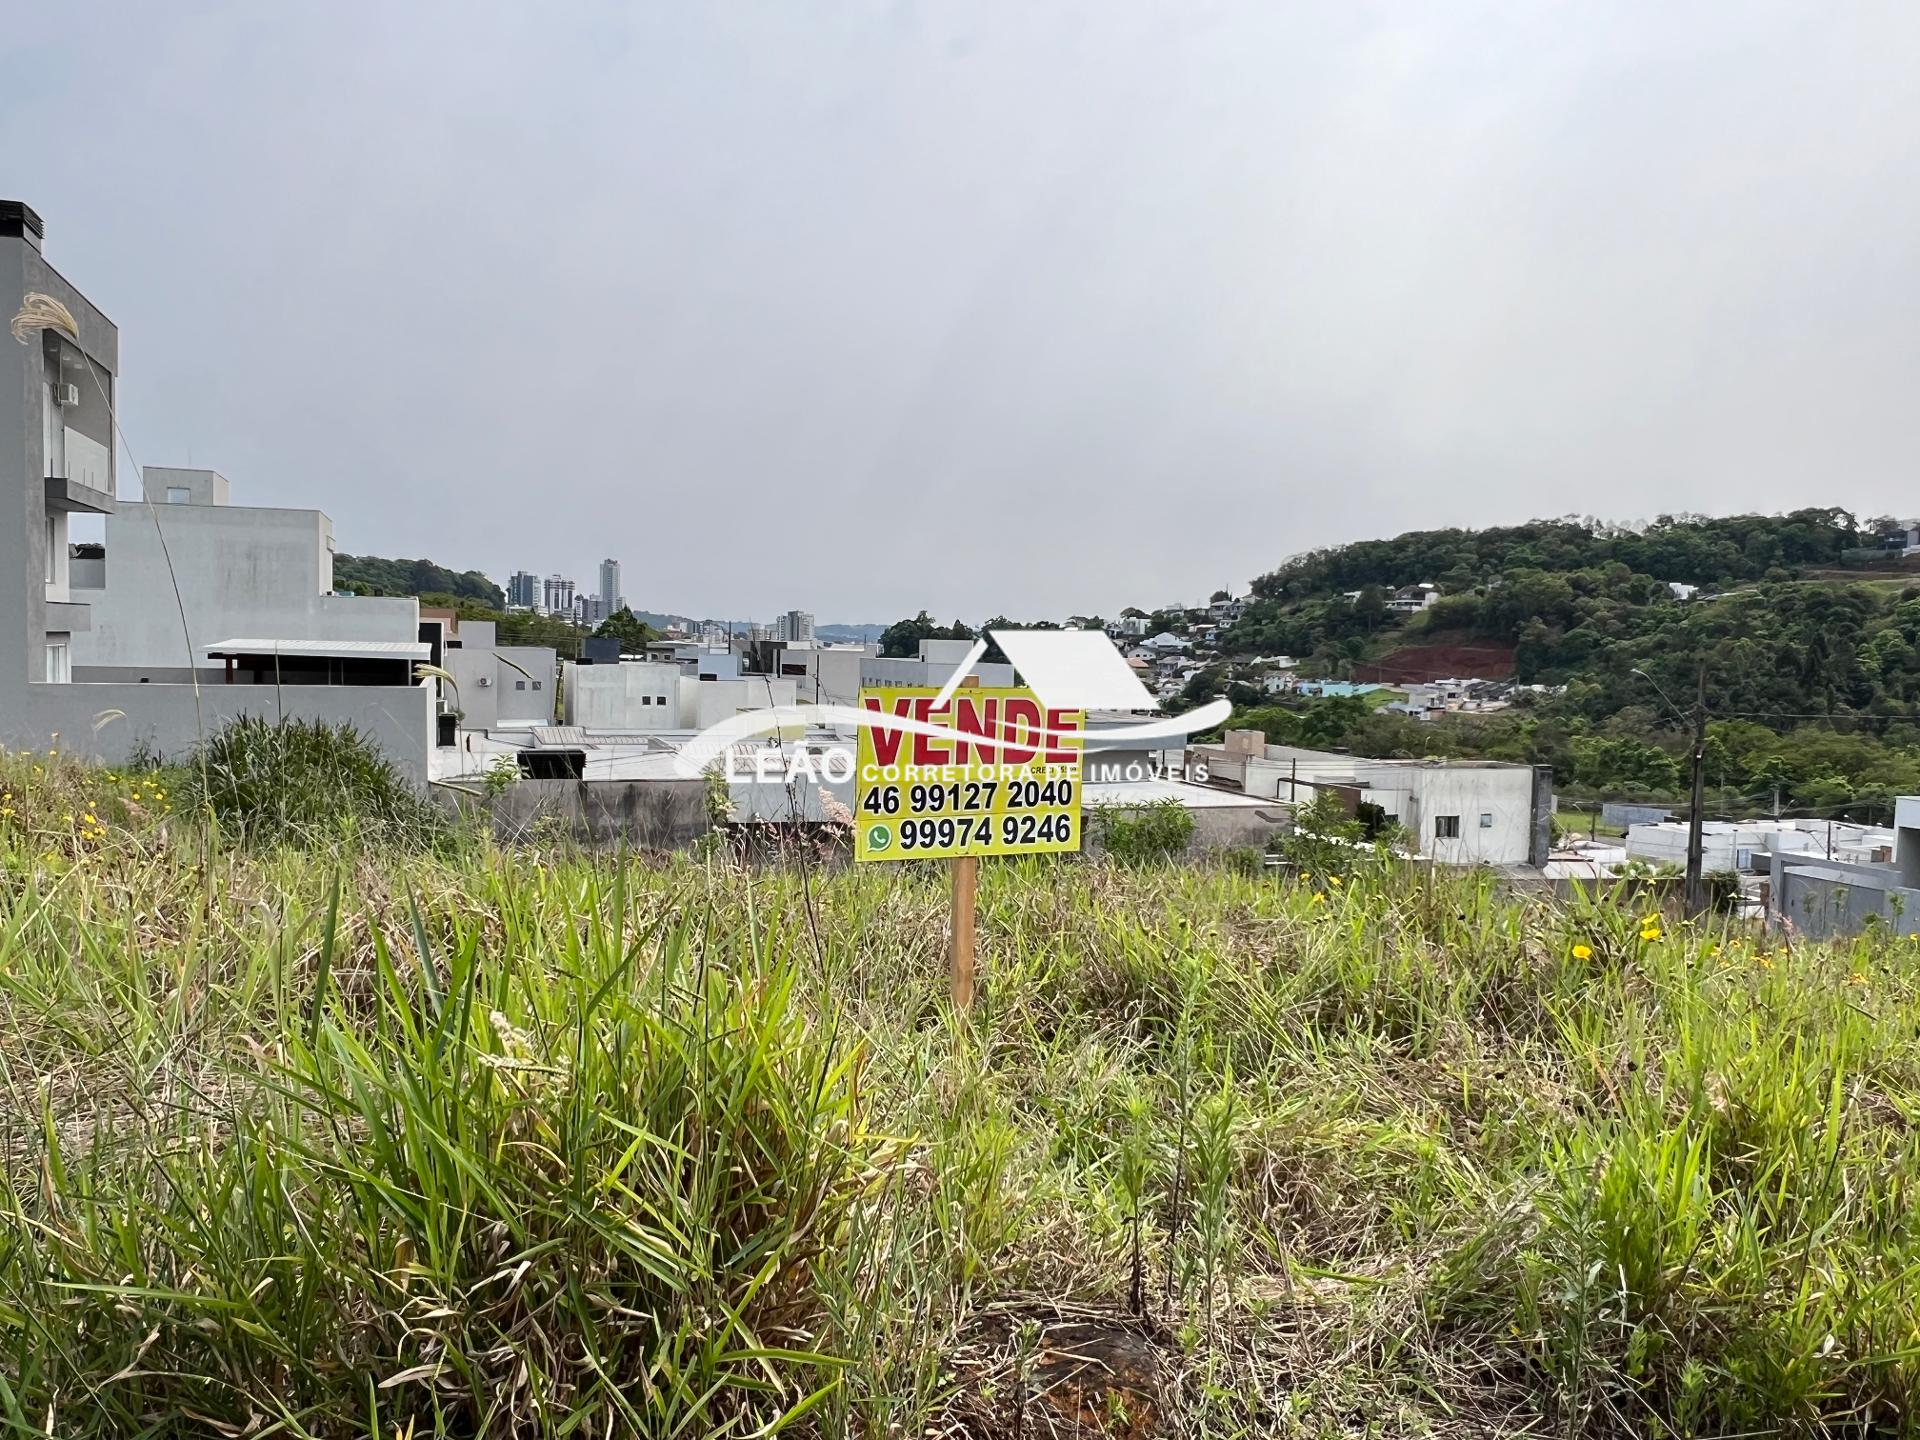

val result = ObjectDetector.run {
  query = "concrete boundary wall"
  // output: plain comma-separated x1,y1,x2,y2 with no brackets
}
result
4,681,434,784
441,778,712,850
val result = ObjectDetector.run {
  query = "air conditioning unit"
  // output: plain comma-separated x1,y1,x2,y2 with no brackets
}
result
51,382,79,407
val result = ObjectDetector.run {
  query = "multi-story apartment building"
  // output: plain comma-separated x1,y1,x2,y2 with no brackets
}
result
507,570,540,609
1,200,117,689
542,575,575,615
597,558,622,614
775,609,815,644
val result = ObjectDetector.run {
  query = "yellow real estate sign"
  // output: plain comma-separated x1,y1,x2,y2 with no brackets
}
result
853,686,1084,861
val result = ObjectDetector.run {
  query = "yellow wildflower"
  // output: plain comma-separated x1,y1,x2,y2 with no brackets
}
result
1640,926,1662,942
1328,875,1343,886
1572,943,1593,961
155,789,165,800
1848,972,1868,987
1311,892,1326,905
83,813,96,825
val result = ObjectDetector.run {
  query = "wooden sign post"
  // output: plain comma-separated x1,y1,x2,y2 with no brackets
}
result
950,852,978,1010
950,675,980,1011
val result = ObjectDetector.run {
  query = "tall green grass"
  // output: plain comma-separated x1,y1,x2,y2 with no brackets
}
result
4,746,1920,1434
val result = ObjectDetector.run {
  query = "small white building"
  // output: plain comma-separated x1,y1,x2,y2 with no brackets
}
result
1193,732,1551,866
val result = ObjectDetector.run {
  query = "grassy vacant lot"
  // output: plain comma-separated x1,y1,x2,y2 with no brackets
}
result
3,749,1920,1436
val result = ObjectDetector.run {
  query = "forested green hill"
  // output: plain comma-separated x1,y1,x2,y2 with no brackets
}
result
332,554,504,609
1218,509,1920,817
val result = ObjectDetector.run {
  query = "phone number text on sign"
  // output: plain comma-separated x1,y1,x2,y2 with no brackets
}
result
853,687,1083,861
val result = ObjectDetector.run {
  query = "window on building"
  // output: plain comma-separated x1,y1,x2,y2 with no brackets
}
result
165,486,190,504
515,679,526,690
532,680,542,690
640,695,651,706
1434,814,1461,840
45,518,56,583
1479,812,1494,828
781,663,807,676
44,640,69,684
656,695,667,706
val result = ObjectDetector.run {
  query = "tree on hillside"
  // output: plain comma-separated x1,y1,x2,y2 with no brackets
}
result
879,611,975,657
333,554,504,609
594,607,661,656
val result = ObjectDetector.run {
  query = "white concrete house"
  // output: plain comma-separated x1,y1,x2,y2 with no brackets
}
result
70,467,419,683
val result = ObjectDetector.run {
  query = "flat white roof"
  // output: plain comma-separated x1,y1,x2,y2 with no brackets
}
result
1086,779,1280,810
205,638,431,659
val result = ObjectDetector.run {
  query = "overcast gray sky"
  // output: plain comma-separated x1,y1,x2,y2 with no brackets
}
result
6,2,1918,623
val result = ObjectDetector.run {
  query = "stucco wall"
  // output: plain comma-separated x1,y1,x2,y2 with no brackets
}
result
5,679,435,783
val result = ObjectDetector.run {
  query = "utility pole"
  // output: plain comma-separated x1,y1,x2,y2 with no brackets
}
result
1685,667,1707,917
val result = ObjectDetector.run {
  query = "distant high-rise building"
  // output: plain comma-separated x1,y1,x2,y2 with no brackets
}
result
507,570,539,609
746,622,772,643
775,609,815,644
542,574,575,616
597,558,622,614
577,594,610,627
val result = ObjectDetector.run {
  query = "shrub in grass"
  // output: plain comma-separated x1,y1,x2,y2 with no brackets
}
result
1091,798,1195,865
182,713,447,848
